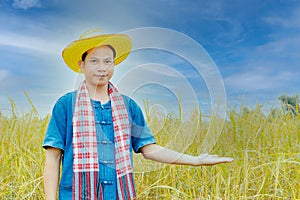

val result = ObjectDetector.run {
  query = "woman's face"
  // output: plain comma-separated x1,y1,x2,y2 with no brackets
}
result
80,45,115,89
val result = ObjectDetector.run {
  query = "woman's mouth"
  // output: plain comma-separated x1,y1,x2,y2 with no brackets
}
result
94,74,108,78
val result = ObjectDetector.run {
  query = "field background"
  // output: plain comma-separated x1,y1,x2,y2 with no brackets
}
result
0,100,299,199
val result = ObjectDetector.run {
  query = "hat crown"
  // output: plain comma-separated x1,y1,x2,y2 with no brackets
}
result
79,29,104,39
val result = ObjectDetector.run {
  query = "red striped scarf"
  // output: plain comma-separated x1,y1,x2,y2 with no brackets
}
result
72,80,136,200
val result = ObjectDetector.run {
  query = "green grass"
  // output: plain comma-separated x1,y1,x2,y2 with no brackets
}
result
0,100,299,199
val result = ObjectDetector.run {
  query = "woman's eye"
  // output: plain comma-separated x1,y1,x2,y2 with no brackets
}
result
105,60,112,65
90,59,98,64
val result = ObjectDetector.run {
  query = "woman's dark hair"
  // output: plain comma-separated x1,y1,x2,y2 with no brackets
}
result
81,45,116,61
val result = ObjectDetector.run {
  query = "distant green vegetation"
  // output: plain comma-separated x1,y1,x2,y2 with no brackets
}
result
0,98,299,199
279,94,299,116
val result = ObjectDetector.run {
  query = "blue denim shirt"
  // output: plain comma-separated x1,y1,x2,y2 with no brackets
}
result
94,99,116,200
43,91,156,200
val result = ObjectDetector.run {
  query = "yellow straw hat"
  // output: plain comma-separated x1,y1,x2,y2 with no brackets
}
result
62,30,132,73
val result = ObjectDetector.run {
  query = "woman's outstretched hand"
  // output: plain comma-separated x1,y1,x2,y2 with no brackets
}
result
193,153,234,166
141,144,233,166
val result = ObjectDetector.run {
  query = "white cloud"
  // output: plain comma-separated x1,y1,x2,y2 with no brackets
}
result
0,69,10,82
0,31,62,55
12,0,42,10
224,69,295,91
263,6,300,28
255,32,300,59
0,69,20,91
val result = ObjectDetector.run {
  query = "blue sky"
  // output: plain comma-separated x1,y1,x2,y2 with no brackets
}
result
1,0,300,117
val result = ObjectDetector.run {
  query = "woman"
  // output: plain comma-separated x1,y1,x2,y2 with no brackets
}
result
43,31,233,200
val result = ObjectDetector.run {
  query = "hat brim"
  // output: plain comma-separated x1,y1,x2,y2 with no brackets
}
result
62,34,132,73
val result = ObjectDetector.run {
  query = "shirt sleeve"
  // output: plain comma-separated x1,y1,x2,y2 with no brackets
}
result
126,97,156,153
42,96,67,151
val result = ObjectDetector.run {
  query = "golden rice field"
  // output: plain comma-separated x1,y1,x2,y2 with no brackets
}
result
0,99,299,199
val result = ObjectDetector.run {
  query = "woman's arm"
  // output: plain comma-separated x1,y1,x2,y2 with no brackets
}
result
43,147,62,200
140,144,233,166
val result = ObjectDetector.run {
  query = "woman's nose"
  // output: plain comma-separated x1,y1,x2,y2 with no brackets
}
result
97,62,108,71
